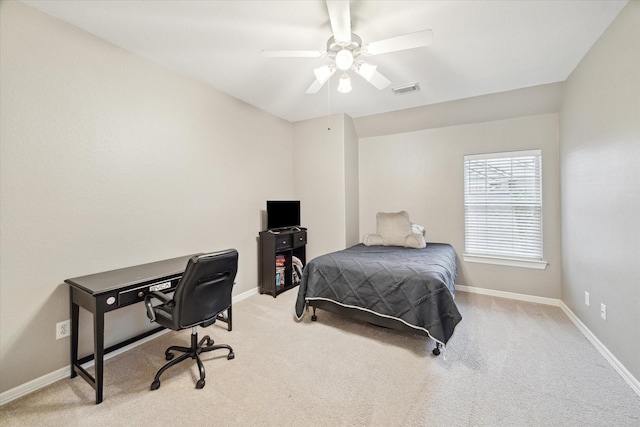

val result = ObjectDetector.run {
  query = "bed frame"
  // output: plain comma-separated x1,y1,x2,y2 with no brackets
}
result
307,299,443,355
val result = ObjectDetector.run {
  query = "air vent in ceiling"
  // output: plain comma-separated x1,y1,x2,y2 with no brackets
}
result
392,82,420,95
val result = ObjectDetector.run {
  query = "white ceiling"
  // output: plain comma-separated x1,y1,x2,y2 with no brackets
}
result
23,0,627,123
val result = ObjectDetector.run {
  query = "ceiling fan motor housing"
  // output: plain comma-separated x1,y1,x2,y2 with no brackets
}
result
327,33,362,60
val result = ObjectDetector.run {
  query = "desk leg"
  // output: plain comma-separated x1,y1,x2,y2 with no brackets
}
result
94,310,105,404
70,289,79,379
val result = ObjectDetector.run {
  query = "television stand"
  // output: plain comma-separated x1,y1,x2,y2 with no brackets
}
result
267,226,306,234
259,228,307,297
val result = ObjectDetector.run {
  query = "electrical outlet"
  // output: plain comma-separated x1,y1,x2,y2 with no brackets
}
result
600,303,607,320
56,320,70,339
584,291,590,306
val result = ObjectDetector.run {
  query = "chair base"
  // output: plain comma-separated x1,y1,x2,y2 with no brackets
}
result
150,327,234,390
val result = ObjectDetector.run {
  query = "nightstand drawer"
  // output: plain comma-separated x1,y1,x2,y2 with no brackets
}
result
293,231,307,248
275,234,292,250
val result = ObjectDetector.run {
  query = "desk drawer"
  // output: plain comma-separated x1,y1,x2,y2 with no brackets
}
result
118,278,180,307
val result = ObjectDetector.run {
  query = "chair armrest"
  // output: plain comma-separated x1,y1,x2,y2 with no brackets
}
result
144,291,173,322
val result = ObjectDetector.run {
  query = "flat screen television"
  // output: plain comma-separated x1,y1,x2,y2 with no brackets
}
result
267,200,300,230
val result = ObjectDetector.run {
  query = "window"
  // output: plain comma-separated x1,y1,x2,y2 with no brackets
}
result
463,150,547,269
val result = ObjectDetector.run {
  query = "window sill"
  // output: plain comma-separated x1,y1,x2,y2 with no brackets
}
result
463,254,548,270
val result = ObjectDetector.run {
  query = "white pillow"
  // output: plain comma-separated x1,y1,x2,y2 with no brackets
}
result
404,233,427,248
363,233,385,246
411,223,425,236
376,211,413,247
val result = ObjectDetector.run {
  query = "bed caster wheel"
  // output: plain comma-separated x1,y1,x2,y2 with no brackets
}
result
150,380,161,390
196,379,205,389
311,314,317,321
165,352,174,361
227,351,235,360
432,344,442,356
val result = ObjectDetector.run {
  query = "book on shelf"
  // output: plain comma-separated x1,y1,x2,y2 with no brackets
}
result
275,254,288,289
275,266,286,289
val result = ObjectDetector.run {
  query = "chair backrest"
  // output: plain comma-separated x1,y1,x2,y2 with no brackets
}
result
173,249,238,329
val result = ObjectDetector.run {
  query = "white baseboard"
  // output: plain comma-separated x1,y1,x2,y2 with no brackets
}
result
233,286,259,303
455,284,561,306
456,285,639,397
0,329,172,407
0,287,259,407
559,301,640,397
0,365,70,407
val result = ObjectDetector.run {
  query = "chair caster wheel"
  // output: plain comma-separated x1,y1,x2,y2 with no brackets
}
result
196,379,205,389
206,338,214,346
150,380,161,390
311,315,317,321
227,351,235,360
432,347,441,356
165,352,174,361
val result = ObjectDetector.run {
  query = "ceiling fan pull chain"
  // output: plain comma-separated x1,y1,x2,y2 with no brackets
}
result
327,77,332,130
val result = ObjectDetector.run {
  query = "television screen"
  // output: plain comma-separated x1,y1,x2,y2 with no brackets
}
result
267,200,300,230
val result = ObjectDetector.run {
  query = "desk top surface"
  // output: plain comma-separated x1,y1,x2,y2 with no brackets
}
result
65,254,198,295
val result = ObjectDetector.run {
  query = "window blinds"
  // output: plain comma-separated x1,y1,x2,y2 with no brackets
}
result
464,150,543,261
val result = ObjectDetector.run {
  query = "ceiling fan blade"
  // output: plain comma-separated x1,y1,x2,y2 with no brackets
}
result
314,65,337,83
353,62,390,90
363,29,433,56
305,79,325,94
305,65,336,94
326,0,351,45
367,70,391,90
304,80,324,95
262,50,325,58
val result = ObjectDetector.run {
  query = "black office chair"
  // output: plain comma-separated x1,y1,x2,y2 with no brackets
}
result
144,249,238,390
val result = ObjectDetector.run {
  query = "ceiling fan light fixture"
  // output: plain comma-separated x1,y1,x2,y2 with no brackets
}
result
337,73,352,93
335,49,354,70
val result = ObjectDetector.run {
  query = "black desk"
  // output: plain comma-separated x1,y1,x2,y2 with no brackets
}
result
65,254,231,404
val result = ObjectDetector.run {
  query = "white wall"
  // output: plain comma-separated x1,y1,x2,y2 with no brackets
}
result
292,114,360,261
358,112,562,298
0,2,293,393
344,116,360,248
292,115,346,260
560,0,640,381
354,83,564,138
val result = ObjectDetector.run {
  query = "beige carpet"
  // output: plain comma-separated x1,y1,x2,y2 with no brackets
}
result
1,289,639,426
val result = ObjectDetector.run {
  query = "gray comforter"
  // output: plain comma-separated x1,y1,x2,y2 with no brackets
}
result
295,243,462,345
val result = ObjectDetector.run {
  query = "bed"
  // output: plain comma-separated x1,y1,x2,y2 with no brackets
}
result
294,242,462,354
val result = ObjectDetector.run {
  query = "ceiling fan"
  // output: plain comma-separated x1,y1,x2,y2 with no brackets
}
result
262,0,433,94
